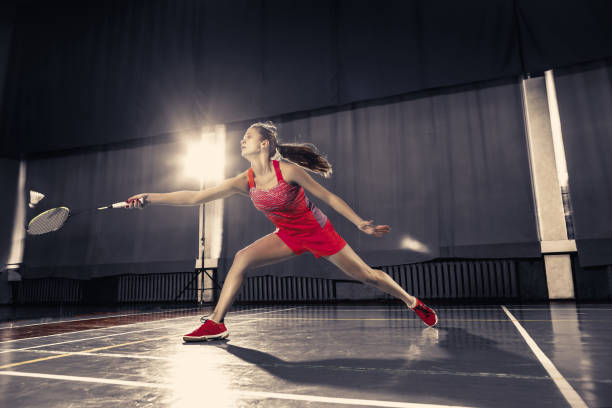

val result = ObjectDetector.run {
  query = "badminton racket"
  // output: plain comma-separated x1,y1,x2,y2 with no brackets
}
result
26,198,144,235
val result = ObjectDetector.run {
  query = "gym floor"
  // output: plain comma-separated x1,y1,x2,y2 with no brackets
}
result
0,303,610,408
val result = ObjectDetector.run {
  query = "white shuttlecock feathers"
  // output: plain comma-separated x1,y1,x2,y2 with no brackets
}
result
29,190,45,208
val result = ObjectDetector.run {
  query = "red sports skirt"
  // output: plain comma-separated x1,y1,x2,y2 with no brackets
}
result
275,219,347,258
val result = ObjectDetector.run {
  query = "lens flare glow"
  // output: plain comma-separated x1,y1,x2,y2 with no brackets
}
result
400,235,431,254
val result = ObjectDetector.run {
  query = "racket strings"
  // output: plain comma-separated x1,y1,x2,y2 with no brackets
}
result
27,207,70,235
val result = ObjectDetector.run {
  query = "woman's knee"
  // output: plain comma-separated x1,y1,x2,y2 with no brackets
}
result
231,249,251,271
356,268,379,286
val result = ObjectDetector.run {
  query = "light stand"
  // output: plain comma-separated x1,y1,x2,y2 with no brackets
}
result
174,125,226,304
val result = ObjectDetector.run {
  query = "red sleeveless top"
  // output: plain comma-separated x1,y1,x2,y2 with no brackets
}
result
248,160,328,236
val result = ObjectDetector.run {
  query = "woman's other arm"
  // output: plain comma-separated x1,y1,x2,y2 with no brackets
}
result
283,162,389,237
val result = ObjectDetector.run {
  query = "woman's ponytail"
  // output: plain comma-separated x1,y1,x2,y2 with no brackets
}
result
249,121,333,178
277,143,332,178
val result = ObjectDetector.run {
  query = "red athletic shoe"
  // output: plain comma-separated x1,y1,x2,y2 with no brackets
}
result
411,298,438,327
183,319,229,342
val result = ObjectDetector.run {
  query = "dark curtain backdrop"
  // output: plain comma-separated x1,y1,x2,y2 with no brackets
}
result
219,78,539,279
4,0,611,157
517,0,612,74
0,1,15,117
555,59,612,267
2,0,204,155
22,138,200,279
0,159,19,271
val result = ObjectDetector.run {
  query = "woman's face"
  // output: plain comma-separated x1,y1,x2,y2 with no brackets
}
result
240,127,267,157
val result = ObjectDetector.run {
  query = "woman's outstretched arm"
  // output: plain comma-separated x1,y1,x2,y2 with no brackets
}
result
126,172,248,208
284,163,390,237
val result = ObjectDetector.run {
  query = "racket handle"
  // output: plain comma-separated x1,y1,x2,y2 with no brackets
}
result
111,198,143,209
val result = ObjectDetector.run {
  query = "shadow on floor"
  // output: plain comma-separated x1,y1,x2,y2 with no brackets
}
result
185,326,560,407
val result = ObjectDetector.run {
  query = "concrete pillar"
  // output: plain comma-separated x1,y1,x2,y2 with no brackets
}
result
2,160,26,304
521,74,575,299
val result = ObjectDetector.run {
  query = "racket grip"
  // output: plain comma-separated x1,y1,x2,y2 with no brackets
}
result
113,198,143,209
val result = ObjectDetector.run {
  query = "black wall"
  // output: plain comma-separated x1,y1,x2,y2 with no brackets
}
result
1,0,611,156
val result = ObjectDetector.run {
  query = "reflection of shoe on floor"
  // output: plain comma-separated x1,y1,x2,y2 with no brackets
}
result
183,319,229,342
411,298,438,327
421,326,440,344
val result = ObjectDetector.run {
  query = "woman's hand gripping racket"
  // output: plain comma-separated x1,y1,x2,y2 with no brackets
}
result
26,198,145,235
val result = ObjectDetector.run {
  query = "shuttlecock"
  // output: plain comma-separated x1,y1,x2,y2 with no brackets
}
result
29,190,45,208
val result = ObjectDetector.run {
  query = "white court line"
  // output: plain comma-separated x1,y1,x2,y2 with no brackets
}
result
0,309,303,370
0,306,209,329
0,325,176,354
11,348,612,385
302,307,612,311
0,370,473,408
482,307,603,310
0,306,298,352
0,305,275,333
3,306,606,332
0,306,302,354
500,305,589,408
0,305,286,329
4,349,572,382
10,349,173,360
0,305,285,345
239,390,472,408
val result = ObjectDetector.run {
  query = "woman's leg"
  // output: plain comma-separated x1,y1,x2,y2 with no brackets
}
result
209,232,296,322
324,243,417,307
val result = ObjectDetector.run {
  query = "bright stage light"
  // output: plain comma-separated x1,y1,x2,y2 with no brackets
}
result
183,141,206,180
183,130,225,185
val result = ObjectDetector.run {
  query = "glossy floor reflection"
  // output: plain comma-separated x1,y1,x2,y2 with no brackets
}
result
0,303,610,407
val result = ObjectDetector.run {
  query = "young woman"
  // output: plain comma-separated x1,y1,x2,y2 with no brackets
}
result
127,122,438,341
